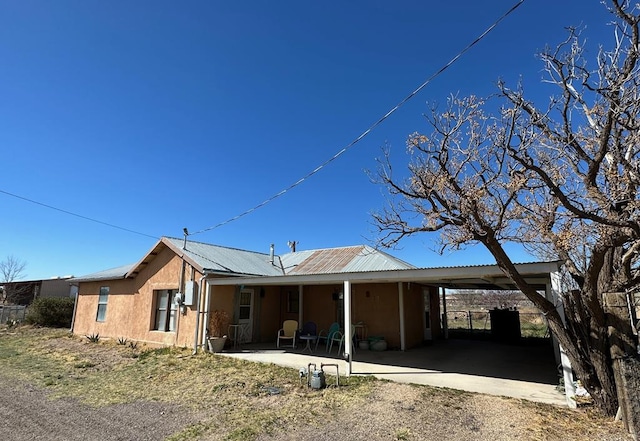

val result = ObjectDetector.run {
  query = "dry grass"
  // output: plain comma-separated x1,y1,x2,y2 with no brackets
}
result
0,325,632,441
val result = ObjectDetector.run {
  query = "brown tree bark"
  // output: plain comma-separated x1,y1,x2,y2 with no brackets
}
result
604,292,640,440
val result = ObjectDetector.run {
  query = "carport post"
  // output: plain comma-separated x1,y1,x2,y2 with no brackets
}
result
398,282,406,351
548,270,577,408
441,287,449,339
298,284,303,326
343,280,353,375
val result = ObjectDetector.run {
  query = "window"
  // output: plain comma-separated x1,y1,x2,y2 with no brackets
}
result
154,289,177,332
96,286,109,322
239,290,253,320
287,291,299,314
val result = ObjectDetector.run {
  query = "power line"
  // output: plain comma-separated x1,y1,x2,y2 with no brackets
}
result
0,189,159,240
190,0,525,237
0,1,524,243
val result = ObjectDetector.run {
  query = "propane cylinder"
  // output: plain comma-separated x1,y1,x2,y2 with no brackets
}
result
310,369,326,389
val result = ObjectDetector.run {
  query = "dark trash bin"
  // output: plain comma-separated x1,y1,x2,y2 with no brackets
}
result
489,309,521,342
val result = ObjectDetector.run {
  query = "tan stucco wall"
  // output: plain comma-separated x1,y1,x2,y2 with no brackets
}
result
208,285,235,337
263,282,439,350
257,286,282,343
73,246,203,348
302,284,341,332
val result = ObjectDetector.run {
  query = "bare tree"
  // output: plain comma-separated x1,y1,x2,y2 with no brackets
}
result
0,255,29,305
374,1,640,435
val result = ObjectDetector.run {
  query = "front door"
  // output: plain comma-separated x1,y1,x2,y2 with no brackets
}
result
238,289,254,343
423,288,433,340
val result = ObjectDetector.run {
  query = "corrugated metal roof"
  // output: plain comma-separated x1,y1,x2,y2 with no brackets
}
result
70,263,135,282
281,245,415,275
77,239,550,285
163,237,283,276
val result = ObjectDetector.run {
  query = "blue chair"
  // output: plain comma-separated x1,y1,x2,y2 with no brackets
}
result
315,322,340,352
301,321,317,336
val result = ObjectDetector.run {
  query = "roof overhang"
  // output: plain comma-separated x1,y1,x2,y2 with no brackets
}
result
206,261,562,291
126,237,205,278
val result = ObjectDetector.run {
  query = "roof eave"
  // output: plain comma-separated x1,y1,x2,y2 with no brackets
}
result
125,237,205,279
206,261,562,289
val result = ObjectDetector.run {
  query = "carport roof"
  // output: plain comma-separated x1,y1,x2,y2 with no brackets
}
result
206,260,562,291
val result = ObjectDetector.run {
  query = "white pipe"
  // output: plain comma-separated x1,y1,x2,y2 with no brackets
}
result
69,285,79,332
398,282,406,351
344,280,352,375
192,274,207,354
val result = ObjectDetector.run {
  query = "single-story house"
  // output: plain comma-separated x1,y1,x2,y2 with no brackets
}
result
1,276,77,305
70,236,575,404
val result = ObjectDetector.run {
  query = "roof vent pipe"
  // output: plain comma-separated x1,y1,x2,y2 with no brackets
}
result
269,243,275,264
182,227,189,250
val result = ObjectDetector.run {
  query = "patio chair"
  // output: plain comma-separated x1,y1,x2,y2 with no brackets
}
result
315,322,340,352
300,321,317,336
277,320,298,348
328,330,344,353
337,325,358,354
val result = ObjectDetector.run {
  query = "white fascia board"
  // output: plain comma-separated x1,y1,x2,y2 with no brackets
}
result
205,261,561,287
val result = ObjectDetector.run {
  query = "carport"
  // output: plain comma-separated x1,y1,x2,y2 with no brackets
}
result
206,260,576,407
218,338,566,406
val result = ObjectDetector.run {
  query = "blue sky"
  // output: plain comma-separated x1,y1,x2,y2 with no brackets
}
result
1,1,614,280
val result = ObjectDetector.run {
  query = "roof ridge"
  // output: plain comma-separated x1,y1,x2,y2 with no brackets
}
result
163,236,272,257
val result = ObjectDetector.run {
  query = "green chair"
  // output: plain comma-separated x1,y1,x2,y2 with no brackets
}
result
315,322,340,352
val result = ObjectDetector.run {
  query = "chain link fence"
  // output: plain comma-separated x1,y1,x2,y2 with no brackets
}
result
446,310,548,338
0,305,27,324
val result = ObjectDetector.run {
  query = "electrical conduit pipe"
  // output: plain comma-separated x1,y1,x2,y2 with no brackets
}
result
192,273,208,354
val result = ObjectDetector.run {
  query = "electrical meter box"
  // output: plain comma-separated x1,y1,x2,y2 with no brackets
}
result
183,281,197,306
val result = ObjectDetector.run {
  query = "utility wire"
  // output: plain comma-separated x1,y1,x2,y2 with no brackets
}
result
190,0,525,237
0,0,524,243
0,189,159,240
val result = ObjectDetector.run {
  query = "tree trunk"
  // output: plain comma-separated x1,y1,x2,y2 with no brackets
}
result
547,314,619,415
604,292,640,440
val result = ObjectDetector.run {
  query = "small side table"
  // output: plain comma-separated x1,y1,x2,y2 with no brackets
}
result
228,324,241,349
299,334,317,354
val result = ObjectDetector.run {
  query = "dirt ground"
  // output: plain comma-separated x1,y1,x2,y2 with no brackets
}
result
0,374,631,441
0,328,633,441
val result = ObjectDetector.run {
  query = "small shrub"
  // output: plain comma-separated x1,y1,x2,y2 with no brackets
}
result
25,297,75,328
117,337,128,345
85,333,100,343
128,341,138,350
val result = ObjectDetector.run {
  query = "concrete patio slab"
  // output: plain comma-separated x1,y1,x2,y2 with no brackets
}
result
216,338,568,407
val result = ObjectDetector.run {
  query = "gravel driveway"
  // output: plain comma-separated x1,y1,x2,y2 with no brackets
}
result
0,376,201,441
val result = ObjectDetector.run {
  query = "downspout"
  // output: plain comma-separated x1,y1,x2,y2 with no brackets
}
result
69,284,79,332
192,273,208,354
201,280,212,349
